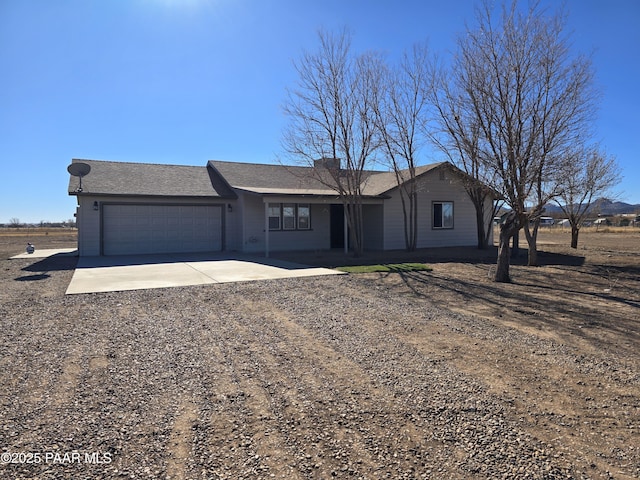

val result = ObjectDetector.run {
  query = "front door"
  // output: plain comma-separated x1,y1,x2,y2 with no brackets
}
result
330,204,348,249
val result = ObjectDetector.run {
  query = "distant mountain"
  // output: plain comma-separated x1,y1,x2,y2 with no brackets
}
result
544,198,640,216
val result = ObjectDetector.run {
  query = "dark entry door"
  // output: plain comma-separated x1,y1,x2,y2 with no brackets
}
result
330,204,346,249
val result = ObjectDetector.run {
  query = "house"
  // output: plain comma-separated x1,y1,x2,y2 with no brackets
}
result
67,158,494,256
593,217,610,226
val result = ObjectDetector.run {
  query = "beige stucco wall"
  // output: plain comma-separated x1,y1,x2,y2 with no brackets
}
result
240,194,332,254
362,204,384,250
382,169,493,250
73,169,494,256
74,195,237,256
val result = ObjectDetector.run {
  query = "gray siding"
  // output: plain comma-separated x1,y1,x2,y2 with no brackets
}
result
362,204,384,250
240,194,267,253
383,170,484,249
75,195,236,256
76,196,102,256
73,167,493,256
240,193,331,253
224,199,242,252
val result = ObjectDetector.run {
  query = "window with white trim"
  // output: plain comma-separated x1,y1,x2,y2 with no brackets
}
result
268,203,312,230
297,204,310,229
433,201,454,229
282,203,296,230
268,204,281,230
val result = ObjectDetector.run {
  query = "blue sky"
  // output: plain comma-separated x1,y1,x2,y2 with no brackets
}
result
1,0,638,223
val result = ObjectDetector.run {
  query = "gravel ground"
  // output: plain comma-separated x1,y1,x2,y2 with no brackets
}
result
1,233,638,479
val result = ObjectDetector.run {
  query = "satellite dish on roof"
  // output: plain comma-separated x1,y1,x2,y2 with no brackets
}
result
67,162,91,192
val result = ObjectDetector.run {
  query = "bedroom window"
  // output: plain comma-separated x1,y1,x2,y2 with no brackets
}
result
433,201,454,229
268,203,312,230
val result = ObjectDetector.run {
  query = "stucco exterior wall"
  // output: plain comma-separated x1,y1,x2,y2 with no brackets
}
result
72,167,494,256
383,169,490,250
362,204,384,250
240,194,331,253
74,195,236,256
240,194,266,253
75,195,102,256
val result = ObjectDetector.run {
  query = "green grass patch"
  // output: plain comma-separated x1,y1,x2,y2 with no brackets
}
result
336,263,432,274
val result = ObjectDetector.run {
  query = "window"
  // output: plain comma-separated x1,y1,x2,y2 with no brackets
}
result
297,204,310,230
268,204,281,230
282,203,296,230
433,201,454,229
268,203,311,230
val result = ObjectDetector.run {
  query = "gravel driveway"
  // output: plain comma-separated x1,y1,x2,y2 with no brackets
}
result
1,234,638,479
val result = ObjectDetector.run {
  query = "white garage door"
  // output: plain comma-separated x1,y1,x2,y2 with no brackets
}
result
103,204,223,255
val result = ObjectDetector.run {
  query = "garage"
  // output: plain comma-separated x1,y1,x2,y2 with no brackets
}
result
102,204,223,255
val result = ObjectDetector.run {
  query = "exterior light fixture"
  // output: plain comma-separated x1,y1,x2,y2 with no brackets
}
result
93,201,99,211
228,204,233,213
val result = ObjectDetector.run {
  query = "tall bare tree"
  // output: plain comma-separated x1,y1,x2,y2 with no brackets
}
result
429,58,502,249
282,29,380,256
452,0,597,281
554,146,620,248
373,44,431,251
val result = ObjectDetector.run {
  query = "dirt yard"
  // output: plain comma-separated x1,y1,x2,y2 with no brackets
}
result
0,228,638,479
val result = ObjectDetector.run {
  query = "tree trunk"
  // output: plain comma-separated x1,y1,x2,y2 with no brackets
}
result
523,220,540,266
571,226,579,249
398,185,418,252
411,192,418,251
495,212,519,283
527,240,538,266
466,187,490,250
495,228,512,282
475,204,488,249
400,189,410,251
485,201,501,249
511,230,520,258
353,202,364,257
345,198,365,257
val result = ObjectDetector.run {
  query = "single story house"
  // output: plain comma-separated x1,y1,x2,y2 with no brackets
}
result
67,158,494,256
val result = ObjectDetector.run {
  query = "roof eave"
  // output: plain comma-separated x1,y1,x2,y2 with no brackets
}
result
68,192,236,200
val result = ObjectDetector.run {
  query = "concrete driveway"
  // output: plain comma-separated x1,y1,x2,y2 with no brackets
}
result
65,252,342,294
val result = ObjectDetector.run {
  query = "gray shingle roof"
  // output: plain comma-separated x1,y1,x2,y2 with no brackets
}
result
208,160,342,196
68,158,450,199
360,163,444,195
67,159,236,198
208,160,446,197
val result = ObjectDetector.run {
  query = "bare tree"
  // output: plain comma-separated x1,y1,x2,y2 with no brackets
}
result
451,0,597,281
373,43,431,251
429,58,502,249
554,146,620,248
9,218,22,228
282,29,380,256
